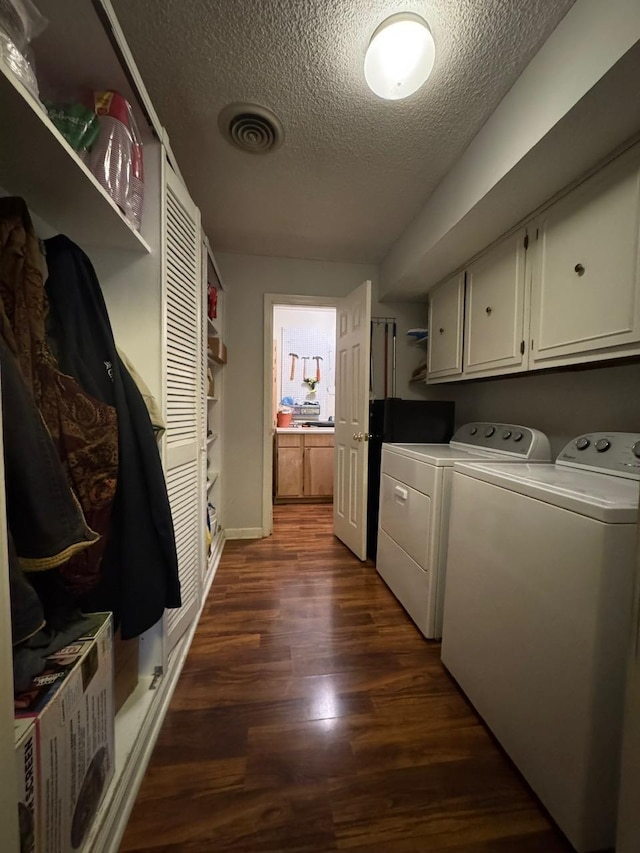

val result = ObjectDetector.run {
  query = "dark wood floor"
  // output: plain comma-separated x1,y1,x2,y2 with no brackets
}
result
120,504,573,853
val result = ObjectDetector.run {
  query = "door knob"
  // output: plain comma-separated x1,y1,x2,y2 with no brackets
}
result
352,432,363,441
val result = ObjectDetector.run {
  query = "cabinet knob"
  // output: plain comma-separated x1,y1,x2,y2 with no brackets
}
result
439,327,445,334
485,306,492,315
574,263,585,276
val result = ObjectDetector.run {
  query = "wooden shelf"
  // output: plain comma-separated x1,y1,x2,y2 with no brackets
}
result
0,65,151,253
207,433,218,446
206,396,218,402
207,317,220,336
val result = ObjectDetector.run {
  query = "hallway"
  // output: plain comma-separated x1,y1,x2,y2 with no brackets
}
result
120,505,572,852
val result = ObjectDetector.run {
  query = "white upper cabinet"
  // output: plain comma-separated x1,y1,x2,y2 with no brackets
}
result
427,273,465,381
463,229,529,377
530,151,640,367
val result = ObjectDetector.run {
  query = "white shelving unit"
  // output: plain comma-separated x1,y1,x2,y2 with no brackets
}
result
204,247,225,571
0,64,151,253
0,2,226,851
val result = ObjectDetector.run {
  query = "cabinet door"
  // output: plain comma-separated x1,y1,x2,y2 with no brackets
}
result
277,444,304,497
304,445,334,497
163,165,204,654
427,274,464,381
464,230,529,377
531,152,640,366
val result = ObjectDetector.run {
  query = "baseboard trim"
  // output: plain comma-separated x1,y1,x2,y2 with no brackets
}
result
225,527,264,540
86,533,226,853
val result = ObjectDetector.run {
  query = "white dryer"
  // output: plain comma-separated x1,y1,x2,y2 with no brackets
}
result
376,422,550,639
441,432,640,853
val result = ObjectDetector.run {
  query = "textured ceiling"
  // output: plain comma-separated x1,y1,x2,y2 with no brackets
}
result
113,0,575,264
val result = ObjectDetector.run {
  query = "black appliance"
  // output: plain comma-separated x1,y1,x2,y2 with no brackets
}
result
367,398,455,560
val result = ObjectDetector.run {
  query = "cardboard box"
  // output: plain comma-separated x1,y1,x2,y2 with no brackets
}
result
208,336,227,364
15,719,38,853
15,614,115,853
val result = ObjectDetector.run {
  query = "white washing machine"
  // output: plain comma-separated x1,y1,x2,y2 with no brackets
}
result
376,422,551,639
441,432,640,853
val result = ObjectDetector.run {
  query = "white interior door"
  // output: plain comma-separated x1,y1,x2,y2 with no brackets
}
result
333,280,372,560
163,164,204,653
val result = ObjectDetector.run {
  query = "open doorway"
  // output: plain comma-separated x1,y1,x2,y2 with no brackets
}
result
262,294,338,536
272,304,337,503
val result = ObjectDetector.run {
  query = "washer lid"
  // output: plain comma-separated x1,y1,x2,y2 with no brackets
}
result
453,462,640,523
382,443,507,466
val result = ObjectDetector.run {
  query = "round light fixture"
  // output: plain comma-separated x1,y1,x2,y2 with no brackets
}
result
364,13,435,101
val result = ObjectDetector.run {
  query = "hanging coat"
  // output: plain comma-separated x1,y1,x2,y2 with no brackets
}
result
0,198,118,600
44,235,181,639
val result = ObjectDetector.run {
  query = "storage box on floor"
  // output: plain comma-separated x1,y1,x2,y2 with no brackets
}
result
14,614,115,853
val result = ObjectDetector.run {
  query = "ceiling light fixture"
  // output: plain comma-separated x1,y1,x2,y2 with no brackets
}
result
364,12,435,101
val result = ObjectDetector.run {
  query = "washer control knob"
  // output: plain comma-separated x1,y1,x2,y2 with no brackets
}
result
469,426,478,435
502,430,512,440
633,441,640,459
576,437,590,451
595,439,611,453
512,431,523,442
484,427,495,437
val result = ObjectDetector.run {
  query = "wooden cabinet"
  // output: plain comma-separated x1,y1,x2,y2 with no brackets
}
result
427,273,464,382
464,229,529,377
304,436,334,497
276,435,305,497
275,433,334,500
530,151,640,368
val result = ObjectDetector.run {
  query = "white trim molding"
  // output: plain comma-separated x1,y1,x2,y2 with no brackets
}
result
225,527,264,540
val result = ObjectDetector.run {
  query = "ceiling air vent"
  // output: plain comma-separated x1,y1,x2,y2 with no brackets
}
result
218,103,284,154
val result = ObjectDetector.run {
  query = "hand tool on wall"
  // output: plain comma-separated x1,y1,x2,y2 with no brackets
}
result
392,321,397,398
313,355,323,382
384,321,389,398
289,352,298,381
301,356,310,380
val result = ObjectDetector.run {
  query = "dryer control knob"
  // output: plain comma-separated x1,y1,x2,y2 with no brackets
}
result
512,431,523,442
469,426,478,435
484,427,495,437
502,430,512,440
595,439,611,453
576,437,590,451
633,441,640,459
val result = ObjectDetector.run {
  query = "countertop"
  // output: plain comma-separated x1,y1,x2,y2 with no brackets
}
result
275,427,335,435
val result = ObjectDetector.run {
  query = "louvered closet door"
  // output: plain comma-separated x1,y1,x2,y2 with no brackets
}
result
163,165,204,652
199,238,208,588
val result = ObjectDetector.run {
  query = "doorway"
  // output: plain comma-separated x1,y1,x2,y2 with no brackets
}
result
262,294,339,536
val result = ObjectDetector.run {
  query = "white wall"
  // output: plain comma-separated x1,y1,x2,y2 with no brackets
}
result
217,251,428,532
419,361,640,458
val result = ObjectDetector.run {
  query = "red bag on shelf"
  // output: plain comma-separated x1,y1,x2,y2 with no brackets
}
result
208,283,218,320
87,91,144,230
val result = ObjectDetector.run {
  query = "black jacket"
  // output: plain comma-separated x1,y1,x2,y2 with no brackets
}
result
44,235,181,639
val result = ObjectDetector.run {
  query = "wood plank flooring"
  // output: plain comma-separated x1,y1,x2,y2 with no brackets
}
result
120,505,573,853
